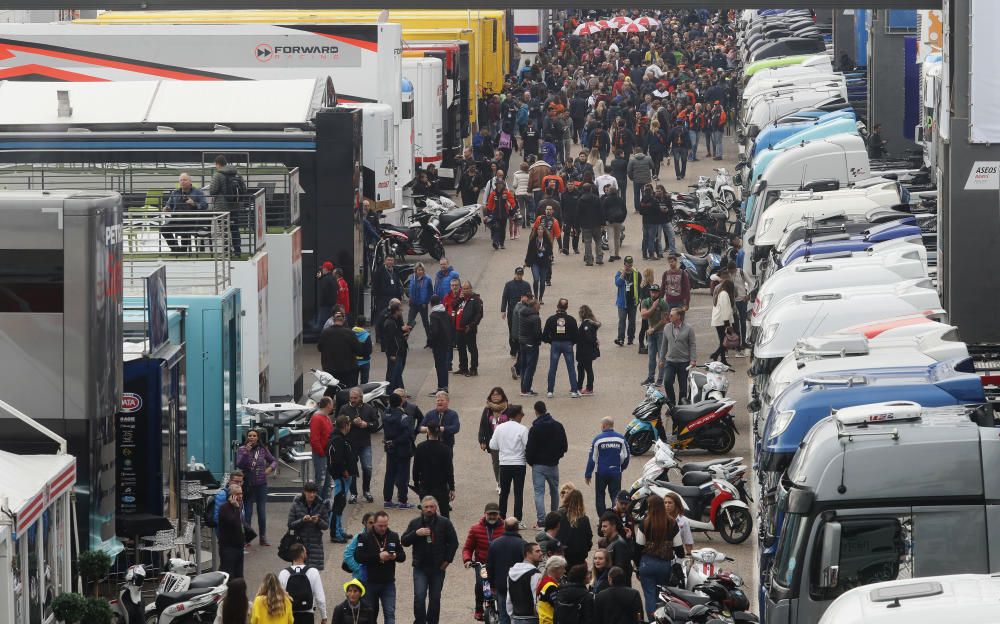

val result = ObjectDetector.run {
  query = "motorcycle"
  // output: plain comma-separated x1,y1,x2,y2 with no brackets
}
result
655,580,758,623
712,168,739,210
682,549,734,591
307,368,390,424
689,362,733,403
112,559,229,624
632,439,747,493
415,196,482,244
471,561,500,624
625,376,740,455
679,249,723,289
678,221,730,258
377,210,445,260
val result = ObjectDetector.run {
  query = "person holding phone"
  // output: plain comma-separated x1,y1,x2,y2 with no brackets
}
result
287,481,330,570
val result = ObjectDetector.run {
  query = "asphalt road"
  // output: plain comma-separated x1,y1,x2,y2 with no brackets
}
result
242,135,755,619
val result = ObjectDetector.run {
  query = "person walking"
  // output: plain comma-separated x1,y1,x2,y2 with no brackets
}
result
614,256,640,347
637,268,655,354
487,519,527,624
217,578,251,624
601,185,627,261
381,301,411,393
509,290,532,380
486,178,517,250
709,275,735,366
209,155,246,256
371,256,403,342
608,149,629,203
478,387,510,487
575,305,601,395
661,307,697,406
506,542,543,623
525,401,567,528
251,574,294,624
577,183,605,266
661,253,691,312
639,284,670,387
235,429,277,547
501,267,533,362
286,482,330,571
635,494,679,620
326,415,357,544
412,423,456,518
626,146,653,211
381,393,416,509
517,298,543,397
584,417,630,517
308,398,334,500
524,224,555,304
638,185,661,260
217,485,245,579
513,162,533,229
593,567,644,624
317,311,364,390
653,185,677,255
427,295,453,394
330,579,375,624
542,298,581,399
407,263,433,343
354,510,406,624
462,503,507,620
455,281,484,376
556,489,593,569
489,404,529,525
433,258,460,302
401,497,460,624
420,391,461,448
667,118,691,180
338,387,379,504
278,543,327,624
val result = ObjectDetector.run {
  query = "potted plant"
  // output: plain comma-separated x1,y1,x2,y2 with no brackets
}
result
76,551,112,597
51,592,87,624
80,597,113,624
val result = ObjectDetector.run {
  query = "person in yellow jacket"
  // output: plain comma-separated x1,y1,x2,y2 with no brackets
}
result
536,555,567,624
250,573,293,624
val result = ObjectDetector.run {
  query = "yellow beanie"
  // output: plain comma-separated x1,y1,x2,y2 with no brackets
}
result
343,578,366,597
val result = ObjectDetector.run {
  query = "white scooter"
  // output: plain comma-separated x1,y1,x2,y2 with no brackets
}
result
415,195,482,244
112,559,229,624
682,548,735,591
634,439,745,488
712,168,739,209
687,362,734,404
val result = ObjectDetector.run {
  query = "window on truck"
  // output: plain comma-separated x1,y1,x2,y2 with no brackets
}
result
0,249,64,313
810,515,911,601
773,512,809,588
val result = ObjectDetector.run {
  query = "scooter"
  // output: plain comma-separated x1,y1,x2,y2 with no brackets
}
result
679,249,723,289
712,168,739,210
110,564,146,624
307,368,390,423
689,362,733,403
112,560,229,624
630,470,754,544
377,211,446,260
631,439,747,492
625,381,740,455
655,581,757,623
416,196,482,244
678,222,729,258
682,549,734,591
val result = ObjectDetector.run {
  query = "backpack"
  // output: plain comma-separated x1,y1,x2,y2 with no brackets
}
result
553,590,585,624
201,494,218,528
284,565,314,613
224,171,248,204
278,529,303,562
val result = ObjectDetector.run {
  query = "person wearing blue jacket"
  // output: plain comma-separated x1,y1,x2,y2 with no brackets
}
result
613,256,641,347
584,417,631,517
433,257,460,301
343,512,375,583
213,470,245,530
353,323,373,384
420,391,461,448
407,262,433,344
382,393,417,508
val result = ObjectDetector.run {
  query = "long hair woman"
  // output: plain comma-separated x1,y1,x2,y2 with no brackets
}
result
637,268,656,353
590,548,611,595
524,223,555,304
635,494,679,620
215,578,250,624
709,276,736,366
557,488,593,569
477,386,510,486
250,573,292,624
576,305,602,395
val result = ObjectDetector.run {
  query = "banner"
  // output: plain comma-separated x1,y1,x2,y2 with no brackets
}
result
969,0,1000,143
145,265,168,353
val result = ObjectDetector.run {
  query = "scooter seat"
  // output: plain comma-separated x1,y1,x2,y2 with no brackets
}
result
684,254,711,268
155,588,211,611
658,482,704,500
681,471,713,487
189,572,227,589
669,587,713,606
671,400,723,424
681,458,735,474
359,382,384,394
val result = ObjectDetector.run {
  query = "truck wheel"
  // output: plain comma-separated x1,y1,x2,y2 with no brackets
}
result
627,430,654,456
719,506,753,544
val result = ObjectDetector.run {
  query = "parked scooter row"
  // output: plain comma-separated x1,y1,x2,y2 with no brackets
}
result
112,559,228,624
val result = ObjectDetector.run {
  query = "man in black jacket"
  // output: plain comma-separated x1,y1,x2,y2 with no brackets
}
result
326,416,356,543
558,184,579,256
314,260,337,331
381,301,410,392
599,511,633,586
317,312,364,389
486,518,527,623
525,401,568,528
602,186,628,261
412,423,455,517
427,295,453,395
354,510,406,622
577,183,605,266
593,567,644,623
542,298,581,399
372,256,403,342
401,496,459,624
609,149,630,205
517,299,542,397
500,267,532,361
455,281,483,376
338,388,379,504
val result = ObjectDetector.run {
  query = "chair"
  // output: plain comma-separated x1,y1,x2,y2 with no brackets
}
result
125,190,166,254
138,528,176,576
173,522,195,559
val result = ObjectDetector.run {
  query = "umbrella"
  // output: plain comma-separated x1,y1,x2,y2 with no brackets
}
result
574,21,604,36
618,23,649,33
608,15,633,27
635,16,661,28
595,19,612,29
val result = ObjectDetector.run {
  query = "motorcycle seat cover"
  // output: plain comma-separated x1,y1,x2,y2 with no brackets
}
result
189,572,227,589
360,382,383,394
669,587,713,606
682,471,713,487
672,400,723,424
156,588,212,611
660,482,703,499
681,458,734,474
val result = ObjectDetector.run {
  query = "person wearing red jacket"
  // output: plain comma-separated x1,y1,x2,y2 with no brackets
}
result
334,267,351,315
309,397,335,498
486,179,517,250
462,502,506,620
442,278,463,372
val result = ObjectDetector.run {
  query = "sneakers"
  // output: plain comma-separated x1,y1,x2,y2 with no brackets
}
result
396,502,416,509
546,392,554,398
330,535,349,544
614,339,624,346
520,390,539,397
363,492,374,503
384,501,397,508
348,495,357,504
641,379,654,386
638,347,648,355
581,389,593,396
569,391,581,398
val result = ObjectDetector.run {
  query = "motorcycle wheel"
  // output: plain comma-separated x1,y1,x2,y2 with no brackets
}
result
704,427,736,454
144,613,159,624
627,429,654,456
429,240,445,260
719,506,753,544
484,604,500,624
450,221,478,244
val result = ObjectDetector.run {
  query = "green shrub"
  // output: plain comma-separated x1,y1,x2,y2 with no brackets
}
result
79,597,113,624
51,592,87,623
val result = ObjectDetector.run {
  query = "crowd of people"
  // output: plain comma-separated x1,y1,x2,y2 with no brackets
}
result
207,8,749,624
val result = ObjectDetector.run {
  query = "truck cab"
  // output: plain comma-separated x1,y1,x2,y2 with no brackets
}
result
763,402,998,624
819,574,1000,623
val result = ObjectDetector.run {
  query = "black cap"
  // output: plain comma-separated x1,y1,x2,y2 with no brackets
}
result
515,266,525,274
649,283,661,291
616,490,631,503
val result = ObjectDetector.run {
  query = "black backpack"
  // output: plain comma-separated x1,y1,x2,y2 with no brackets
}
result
285,565,314,613
202,492,219,528
224,171,248,204
553,589,585,624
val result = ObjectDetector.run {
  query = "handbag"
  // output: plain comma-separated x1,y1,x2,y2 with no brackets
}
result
278,529,303,562
243,524,258,545
723,326,740,350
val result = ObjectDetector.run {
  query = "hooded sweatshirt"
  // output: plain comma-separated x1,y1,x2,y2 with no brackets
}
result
507,562,542,617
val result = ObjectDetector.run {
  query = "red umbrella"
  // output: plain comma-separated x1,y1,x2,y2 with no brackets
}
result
608,15,633,27
574,21,604,36
618,23,649,34
595,19,612,30
635,16,661,28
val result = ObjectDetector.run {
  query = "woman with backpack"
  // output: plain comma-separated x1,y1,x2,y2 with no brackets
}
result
286,481,330,570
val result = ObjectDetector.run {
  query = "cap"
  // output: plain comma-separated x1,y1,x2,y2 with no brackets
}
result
649,283,661,291
393,387,410,399
624,255,634,264
515,266,525,274
484,502,501,513
668,251,681,259
616,490,631,503
321,261,334,271
343,578,366,597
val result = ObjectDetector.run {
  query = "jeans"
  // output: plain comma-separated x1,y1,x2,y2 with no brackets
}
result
520,344,539,393
672,148,688,179
594,473,621,517
646,331,663,383
349,445,373,495
365,581,397,624
413,567,446,624
331,476,353,538
457,330,479,371
498,464,526,521
386,354,405,393
407,303,430,340
311,453,331,499
497,591,510,624
383,454,410,503
661,222,677,254
242,482,267,541
531,464,560,525
546,341,579,393
359,363,370,384
688,129,700,160
643,223,661,258
640,555,674,616
711,129,724,158
516,194,534,227
617,305,636,343
663,360,690,406
491,221,507,247
218,545,244,579
608,222,624,258
582,227,604,264
530,263,549,301
577,356,595,391
432,345,449,391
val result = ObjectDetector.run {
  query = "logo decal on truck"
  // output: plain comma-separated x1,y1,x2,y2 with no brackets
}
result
254,42,341,62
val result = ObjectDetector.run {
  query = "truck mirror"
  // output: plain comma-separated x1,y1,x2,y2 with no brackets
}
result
818,521,842,588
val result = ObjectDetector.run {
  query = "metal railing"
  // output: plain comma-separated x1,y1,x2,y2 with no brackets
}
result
123,212,232,295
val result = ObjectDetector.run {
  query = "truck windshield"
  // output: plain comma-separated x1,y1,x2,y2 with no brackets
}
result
773,512,808,588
